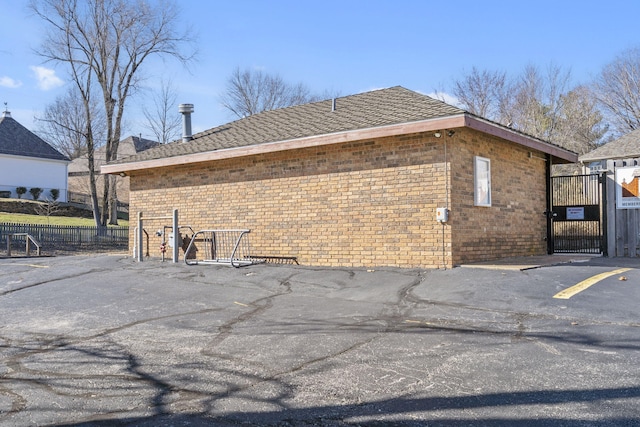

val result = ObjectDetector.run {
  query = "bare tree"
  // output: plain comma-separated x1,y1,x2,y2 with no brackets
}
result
592,46,640,135
37,87,105,159
30,0,195,226
504,64,571,142
554,85,608,155
34,199,61,224
142,79,181,144
220,67,319,118
453,64,607,153
452,67,509,122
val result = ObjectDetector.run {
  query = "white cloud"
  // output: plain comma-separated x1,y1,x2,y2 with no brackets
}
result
0,76,22,88
30,66,64,90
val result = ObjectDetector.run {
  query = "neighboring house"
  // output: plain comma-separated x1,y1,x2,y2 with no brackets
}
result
580,128,640,173
102,86,577,268
0,109,69,201
68,135,158,208
580,129,640,257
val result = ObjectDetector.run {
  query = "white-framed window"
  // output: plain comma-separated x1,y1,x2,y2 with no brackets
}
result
474,156,491,207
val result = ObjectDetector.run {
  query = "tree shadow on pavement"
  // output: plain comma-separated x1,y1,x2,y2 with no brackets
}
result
52,385,640,426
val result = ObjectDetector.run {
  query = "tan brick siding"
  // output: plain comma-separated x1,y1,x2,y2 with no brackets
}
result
128,129,547,268
449,129,548,264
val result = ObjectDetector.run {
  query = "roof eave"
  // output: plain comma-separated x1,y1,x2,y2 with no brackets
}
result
0,152,71,163
101,115,466,174
101,113,577,174
579,152,640,163
463,115,577,163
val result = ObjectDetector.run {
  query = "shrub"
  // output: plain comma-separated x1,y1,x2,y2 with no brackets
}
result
16,186,27,199
29,187,43,200
50,188,60,201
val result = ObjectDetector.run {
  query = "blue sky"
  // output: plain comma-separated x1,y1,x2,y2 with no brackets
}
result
1,0,640,139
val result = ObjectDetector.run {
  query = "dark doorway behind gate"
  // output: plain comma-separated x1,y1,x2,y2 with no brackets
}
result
548,174,606,255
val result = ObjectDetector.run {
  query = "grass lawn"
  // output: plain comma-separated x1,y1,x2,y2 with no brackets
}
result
0,212,128,227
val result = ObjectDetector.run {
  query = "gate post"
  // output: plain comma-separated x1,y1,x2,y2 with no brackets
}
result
545,154,554,254
600,172,608,257
605,160,617,257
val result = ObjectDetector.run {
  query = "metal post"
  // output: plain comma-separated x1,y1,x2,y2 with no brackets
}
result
600,172,608,257
172,208,179,263
137,212,143,262
605,159,617,257
7,234,11,257
545,153,554,254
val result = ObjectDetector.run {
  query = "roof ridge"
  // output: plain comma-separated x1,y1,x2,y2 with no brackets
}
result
0,115,69,161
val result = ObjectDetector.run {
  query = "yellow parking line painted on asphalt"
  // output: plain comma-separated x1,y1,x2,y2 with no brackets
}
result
9,263,49,268
553,268,633,299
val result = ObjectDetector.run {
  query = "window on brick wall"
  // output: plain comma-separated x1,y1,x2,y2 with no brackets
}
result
474,156,491,207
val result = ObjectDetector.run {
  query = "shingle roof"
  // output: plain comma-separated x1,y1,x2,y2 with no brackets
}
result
130,135,160,152
0,112,69,161
579,129,640,162
69,135,159,173
112,86,465,165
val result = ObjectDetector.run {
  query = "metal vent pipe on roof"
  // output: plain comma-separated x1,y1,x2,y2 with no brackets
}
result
331,98,336,112
179,103,194,142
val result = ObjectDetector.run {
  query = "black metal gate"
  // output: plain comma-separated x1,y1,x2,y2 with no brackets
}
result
548,174,606,255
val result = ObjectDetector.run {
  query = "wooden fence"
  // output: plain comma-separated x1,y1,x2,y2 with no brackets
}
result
603,159,640,257
611,209,640,257
0,223,129,255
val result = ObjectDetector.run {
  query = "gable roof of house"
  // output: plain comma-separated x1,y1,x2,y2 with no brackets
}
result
579,129,640,163
0,111,69,162
128,135,160,153
103,86,577,174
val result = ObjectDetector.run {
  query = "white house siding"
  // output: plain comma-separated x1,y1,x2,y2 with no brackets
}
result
0,154,69,201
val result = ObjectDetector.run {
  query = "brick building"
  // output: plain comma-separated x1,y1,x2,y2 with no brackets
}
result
102,87,577,268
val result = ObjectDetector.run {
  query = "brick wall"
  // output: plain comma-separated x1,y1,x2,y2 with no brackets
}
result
449,129,548,264
128,129,548,268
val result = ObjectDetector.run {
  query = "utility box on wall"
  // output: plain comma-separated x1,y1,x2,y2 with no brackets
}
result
436,207,449,223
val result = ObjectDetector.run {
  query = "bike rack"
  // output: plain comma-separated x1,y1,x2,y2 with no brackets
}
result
184,229,263,268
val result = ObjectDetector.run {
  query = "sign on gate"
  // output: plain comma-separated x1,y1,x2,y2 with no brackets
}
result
566,207,585,220
550,174,605,255
615,166,640,209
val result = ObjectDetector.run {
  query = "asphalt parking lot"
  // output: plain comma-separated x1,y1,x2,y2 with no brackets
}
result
1,254,640,426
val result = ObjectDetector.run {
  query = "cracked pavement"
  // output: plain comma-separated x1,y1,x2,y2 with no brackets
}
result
1,254,639,426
